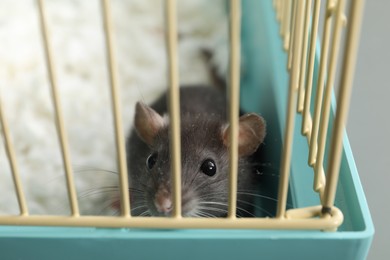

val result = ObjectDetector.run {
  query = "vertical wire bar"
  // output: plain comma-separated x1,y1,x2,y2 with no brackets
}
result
282,0,292,51
287,0,297,70
227,0,241,219
297,0,312,113
279,0,285,29
37,0,79,216
165,0,182,218
276,0,306,219
0,97,29,216
276,0,282,21
314,0,345,193
308,0,334,166
323,0,365,211
101,0,130,217
279,0,285,35
302,0,321,137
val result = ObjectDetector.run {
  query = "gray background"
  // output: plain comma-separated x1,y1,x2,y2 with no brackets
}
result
348,0,390,259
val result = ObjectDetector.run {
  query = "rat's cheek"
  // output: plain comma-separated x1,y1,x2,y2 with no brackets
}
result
181,188,200,217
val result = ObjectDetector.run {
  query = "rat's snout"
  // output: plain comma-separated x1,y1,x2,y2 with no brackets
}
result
154,186,173,214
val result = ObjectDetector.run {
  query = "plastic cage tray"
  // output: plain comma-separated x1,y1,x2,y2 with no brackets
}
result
0,1,374,259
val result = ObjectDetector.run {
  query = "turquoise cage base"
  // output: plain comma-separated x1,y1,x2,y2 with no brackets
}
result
0,1,374,259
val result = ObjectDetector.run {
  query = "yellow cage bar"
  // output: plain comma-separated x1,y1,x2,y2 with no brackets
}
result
165,0,182,219
37,0,79,217
227,0,241,219
0,96,28,216
101,0,131,217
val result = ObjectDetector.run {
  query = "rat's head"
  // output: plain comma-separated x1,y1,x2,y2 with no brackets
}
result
128,102,266,217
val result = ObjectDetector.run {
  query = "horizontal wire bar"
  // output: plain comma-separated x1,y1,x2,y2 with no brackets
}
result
0,207,343,230
285,205,340,219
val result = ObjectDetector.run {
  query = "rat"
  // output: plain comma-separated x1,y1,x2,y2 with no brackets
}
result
124,86,266,217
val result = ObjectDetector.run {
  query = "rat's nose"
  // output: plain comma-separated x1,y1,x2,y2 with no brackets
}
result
154,187,173,214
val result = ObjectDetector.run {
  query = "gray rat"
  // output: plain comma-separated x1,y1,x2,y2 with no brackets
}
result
124,86,266,217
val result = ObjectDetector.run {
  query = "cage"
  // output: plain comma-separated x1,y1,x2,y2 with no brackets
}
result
0,0,374,259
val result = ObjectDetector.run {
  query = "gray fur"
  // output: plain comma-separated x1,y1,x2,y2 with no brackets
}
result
125,86,265,217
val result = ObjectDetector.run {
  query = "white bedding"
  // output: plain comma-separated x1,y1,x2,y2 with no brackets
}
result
0,0,228,215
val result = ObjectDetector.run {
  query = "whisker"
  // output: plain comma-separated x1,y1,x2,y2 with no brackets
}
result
235,206,256,217
128,187,148,194
111,209,120,216
197,193,229,200
78,187,119,200
73,166,118,175
131,205,148,213
237,191,279,203
197,207,228,216
139,210,151,217
197,206,228,213
198,201,228,207
236,199,274,217
196,210,218,218
192,177,227,195
236,191,293,208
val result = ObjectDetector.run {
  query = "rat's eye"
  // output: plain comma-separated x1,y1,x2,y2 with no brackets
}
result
146,152,158,169
200,159,216,177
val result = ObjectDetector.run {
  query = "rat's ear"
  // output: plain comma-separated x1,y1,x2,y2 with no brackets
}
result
222,113,266,157
134,102,165,145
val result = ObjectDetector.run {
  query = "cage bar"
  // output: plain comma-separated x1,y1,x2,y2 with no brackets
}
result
227,0,241,219
0,209,343,229
302,0,321,138
278,0,285,24
323,0,365,211
308,0,334,167
314,0,345,194
297,0,312,113
276,0,282,21
0,97,28,216
287,0,297,70
37,0,79,217
279,0,287,35
282,0,292,50
101,0,131,217
165,0,182,218
276,0,306,219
